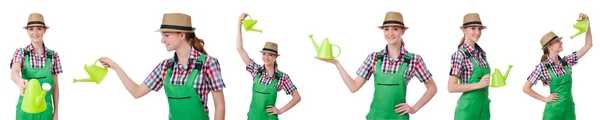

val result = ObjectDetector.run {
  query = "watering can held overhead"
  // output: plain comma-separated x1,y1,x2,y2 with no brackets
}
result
570,18,589,39
241,14,262,33
491,64,513,88
73,60,108,84
309,34,342,60
21,79,52,114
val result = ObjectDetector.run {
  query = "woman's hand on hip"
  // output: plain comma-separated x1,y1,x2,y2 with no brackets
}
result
543,93,560,103
395,103,415,116
98,57,119,70
266,105,282,115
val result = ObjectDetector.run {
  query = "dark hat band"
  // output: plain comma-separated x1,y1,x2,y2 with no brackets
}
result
382,20,405,26
262,48,278,54
160,24,193,31
27,21,45,26
462,21,483,26
542,36,559,47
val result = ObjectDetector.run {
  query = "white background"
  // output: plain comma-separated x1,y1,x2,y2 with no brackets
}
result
0,0,597,120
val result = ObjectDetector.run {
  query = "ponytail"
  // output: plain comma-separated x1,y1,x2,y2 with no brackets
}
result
274,60,278,67
540,48,549,62
400,40,405,48
457,37,465,48
187,32,208,55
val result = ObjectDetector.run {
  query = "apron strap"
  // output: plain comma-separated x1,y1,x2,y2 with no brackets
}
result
375,51,412,74
164,55,206,85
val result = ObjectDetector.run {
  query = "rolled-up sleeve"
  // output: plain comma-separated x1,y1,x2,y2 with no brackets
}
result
563,51,579,67
278,73,297,95
527,64,548,85
50,51,63,75
410,55,433,83
449,51,465,76
204,57,225,92
356,53,376,80
144,60,168,91
246,60,262,80
10,48,24,69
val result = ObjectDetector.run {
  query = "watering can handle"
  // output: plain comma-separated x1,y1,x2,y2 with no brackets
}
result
331,44,341,58
246,14,252,20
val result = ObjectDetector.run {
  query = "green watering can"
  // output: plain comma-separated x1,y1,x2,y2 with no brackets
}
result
309,34,341,59
241,14,262,33
491,64,513,88
570,18,589,39
21,79,52,114
73,60,108,84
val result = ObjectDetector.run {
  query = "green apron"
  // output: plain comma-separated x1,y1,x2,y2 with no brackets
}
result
247,69,282,120
163,55,209,120
365,52,412,120
454,48,491,120
542,59,576,120
15,49,55,120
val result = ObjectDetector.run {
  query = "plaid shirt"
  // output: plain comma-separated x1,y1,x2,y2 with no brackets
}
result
10,44,63,75
246,60,297,95
527,51,579,86
144,48,225,114
449,42,489,84
356,46,433,83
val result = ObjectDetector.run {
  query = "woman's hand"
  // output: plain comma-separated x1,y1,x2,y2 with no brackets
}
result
98,57,119,70
18,79,28,95
266,105,282,115
476,74,491,88
394,103,415,116
578,13,589,21
314,57,339,64
543,93,560,103
239,13,248,23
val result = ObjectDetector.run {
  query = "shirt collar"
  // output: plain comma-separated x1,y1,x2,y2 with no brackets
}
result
172,47,200,67
26,43,49,53
261,64,279,76
381,45,408,59
460,40,485,55
545,55,564,65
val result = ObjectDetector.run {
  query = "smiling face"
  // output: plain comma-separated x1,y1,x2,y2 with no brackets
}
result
160,32,187,51
382,26,405,45
26,26,46,43
461,26,484,42
261,52,278,66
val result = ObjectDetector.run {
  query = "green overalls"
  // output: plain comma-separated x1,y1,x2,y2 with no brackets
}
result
247,69,283,120
15,49,55,120
454,48,491,120
542,58,576,120
163,55,209,120
365,51,413,120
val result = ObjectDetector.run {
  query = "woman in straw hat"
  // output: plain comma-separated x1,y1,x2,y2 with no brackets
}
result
236,13,301,120
11,13,63,120
316,11,438,120
448,13,494,120
522,13,592,120
98,13,226,120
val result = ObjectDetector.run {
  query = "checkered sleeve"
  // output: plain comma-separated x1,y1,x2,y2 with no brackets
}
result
563,51,579,67
449,51,465,76
50,51,63,75
527,63,547,85
203,56,226,92
10,48,24,69
278,73,297,95
356,53,376,80
246,60,261,80
410,54,433,83
144,60,169,91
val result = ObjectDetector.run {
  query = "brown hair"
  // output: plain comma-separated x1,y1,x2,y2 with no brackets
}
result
540,47,549,62
274,60,278,67
457,37,465,48
186,32,208,55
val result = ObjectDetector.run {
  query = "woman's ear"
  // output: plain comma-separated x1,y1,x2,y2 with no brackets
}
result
179,32,186,40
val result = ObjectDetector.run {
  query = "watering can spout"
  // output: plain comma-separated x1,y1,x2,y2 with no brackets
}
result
309,34,320,53
36,83,51,107
502,65,513,81
570,19,589,39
